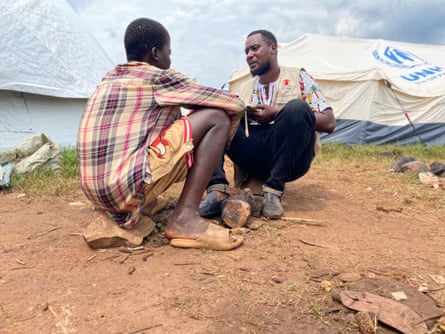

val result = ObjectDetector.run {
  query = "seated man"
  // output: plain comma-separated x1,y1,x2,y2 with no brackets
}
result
200,29,336,219
78,18,245,250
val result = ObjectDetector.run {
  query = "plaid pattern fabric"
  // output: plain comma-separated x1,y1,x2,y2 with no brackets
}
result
77,61,244,226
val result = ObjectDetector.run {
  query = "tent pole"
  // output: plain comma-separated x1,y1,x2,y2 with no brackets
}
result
384,80,426,146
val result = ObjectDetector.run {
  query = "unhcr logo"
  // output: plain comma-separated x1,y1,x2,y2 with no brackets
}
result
373,45,444,84
373,46,427,68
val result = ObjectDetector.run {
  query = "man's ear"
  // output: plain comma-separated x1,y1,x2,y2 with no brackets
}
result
151,47,159,60
270,44,278,56
143,47,158,65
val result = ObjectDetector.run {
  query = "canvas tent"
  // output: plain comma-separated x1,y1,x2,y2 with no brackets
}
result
229,34,445,146
0,0,114,152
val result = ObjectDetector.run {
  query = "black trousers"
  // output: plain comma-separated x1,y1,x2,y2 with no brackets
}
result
208,99,316,193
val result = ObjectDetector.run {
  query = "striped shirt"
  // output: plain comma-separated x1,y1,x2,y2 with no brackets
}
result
77,61,244,226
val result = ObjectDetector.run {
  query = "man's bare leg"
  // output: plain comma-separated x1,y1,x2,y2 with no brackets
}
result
164,108,233,240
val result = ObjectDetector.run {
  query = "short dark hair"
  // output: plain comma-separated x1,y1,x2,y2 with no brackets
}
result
247,29,277,46
124,18,170,62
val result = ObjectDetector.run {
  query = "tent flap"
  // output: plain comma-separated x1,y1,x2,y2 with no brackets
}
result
0,0,114,151
0,0,113,98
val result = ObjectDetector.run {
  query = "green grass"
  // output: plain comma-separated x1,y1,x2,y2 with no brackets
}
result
317,143,445,163
3,144,445,197
8,148,80,196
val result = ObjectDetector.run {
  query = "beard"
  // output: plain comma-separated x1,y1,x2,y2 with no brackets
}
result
250,61,270,76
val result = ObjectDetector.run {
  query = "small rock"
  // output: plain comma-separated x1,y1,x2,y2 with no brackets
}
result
229,189,263,217
320,280,332,291
401,161,430,173
83,212,155,249
430,161,445,176
418,172,441,187
391,155,416,172
221,199,251,228
339,272,362,282
391,291,407,301
272,276,284,284
248,220,263,230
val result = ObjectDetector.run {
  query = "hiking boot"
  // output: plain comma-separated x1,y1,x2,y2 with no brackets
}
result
262,192,284,219
199,191,227,218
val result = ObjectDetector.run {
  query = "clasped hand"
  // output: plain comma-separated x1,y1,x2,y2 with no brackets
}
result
247,104,280,124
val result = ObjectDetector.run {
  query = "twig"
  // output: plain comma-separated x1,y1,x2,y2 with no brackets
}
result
281,216,325,226
48,305,69,334
86,255,97,262
174,262,201,266
142,253,153,261
101,253,121,261
299,239,329,248
128,324,162,333
426,285,445,292
27,227,62,240
119,254,130,264
119,246,145,253
201,271,215,276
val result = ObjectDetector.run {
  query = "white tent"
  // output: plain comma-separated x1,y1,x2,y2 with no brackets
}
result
0,0,114,151
229,34,445,146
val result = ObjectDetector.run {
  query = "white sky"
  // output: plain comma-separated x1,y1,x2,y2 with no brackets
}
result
67,0,445,88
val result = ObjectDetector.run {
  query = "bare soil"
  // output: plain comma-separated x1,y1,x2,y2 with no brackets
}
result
1,159,444,334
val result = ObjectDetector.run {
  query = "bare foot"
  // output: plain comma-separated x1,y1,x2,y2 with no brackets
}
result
164,208,211,240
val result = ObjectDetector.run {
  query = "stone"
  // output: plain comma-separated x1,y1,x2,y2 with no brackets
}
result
347,278,444,323
391,155,416,172
221,199,251,228
83,211,155,249
339,272,362,282
418,172,442,187
430,161,445,176
229,188,263,217
401,161,430,173
340,290,428,334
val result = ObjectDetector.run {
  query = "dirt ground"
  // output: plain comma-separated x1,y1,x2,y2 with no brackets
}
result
1,157,444,334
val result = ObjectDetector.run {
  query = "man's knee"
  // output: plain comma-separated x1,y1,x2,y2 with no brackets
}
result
204,108,231,126
190,108,230,123
278,99,313,124
285,99,312,114
189,108,231,139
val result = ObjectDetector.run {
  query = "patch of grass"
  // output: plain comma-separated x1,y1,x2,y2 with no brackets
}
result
287,281,299,291
8,148,80,197
316,143,445,165
60,147,80,178
4,144,444,197
306,294,331,325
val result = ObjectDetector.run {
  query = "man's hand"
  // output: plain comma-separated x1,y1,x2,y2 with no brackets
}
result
247,104,280,124
314,107,336,133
